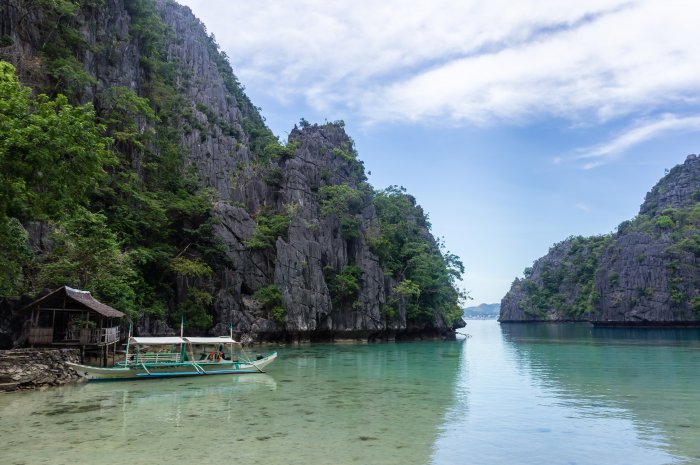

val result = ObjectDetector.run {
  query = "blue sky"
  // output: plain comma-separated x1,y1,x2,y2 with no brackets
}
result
178,0,700,304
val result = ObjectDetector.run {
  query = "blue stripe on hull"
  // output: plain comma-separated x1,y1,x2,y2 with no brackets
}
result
134,369,260,377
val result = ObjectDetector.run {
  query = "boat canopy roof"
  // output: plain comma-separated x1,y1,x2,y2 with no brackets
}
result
130,336,185,345
185,337,239,345
129,336,240,345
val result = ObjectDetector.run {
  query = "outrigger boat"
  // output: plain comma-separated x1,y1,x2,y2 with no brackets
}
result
67,335,276,380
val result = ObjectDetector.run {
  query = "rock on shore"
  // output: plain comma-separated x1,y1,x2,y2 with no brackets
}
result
0,349,83,392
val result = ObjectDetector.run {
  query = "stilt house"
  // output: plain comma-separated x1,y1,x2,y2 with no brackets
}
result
21,286,125,358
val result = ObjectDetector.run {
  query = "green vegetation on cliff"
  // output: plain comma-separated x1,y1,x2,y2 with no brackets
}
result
0,61,114,298
519,235,610,318
1,0,466,335
0,0,222,328
371,186,465,326
504,155,700,323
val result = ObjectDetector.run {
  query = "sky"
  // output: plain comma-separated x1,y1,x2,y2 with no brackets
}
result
177,0,700,305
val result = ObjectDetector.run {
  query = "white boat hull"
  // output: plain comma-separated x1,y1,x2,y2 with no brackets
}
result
67,352,277,380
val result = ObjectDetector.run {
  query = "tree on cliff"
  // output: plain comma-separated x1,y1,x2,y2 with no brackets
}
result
371,186,466,326
0,61,114,298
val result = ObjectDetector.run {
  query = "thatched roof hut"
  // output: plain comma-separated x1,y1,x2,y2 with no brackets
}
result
21,286,125,346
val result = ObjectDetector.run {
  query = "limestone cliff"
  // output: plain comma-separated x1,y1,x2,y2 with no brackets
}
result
501,155,700,325
0,0,464,343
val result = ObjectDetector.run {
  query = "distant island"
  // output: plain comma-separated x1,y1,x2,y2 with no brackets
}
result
464,303,500,319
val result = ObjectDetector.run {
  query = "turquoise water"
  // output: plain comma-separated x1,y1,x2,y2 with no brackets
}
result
2,320,700,465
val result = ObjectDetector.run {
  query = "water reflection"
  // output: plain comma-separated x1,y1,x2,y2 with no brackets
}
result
500,322,700,464
501,322,700,346
430,321,700,465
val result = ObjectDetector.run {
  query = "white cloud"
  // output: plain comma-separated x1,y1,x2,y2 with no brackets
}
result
178,0,700,127
573,114,700,169
575,203,591,213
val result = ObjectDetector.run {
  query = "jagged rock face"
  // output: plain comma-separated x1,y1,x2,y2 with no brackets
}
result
592,231,696,323
2,0,456,340
640,154,700,216
501,154,700,324
211,124,394,339
157,1,253,200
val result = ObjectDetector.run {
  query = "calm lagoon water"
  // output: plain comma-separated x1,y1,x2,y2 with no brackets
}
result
2,320,700,465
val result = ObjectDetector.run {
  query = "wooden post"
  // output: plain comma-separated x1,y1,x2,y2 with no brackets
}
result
51,309,56,344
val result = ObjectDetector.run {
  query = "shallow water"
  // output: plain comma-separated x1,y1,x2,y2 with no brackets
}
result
2,320,700,465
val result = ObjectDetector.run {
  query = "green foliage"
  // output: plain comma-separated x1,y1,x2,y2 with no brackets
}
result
35,208,138,316
99,86,157,151
671,236,700,257
46,56,97,97
332,148,356,162
20,0,104,99
0,61,113,221
637,287,654,299
371,186,465,325
319,184,362,216
170,256,214,330
0,62,113,299
264,168,284,188
178,287,213,329
655,215,674,229
519,235,611,318
691,296,700,319
394,279,421,298
253,284,282,307
253,284,285,323
0,218,32,298
244,211,291,250
261,140,299,163
325,265,362,306
170,257,212,278
617,220,633,234
670,284,684,307
319,183,364,239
